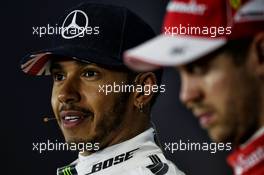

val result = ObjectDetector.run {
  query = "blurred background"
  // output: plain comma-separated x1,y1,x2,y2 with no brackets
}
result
1,0,232,174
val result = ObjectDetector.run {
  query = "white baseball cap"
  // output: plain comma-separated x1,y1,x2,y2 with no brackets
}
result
124,0,264,71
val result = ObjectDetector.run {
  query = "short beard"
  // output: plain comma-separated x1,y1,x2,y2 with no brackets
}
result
226,73,261,146
66,92,131,151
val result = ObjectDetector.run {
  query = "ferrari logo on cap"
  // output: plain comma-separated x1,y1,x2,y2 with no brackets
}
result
230,0,241,10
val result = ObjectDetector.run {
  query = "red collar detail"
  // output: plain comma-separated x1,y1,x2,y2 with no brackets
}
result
227,133,264,175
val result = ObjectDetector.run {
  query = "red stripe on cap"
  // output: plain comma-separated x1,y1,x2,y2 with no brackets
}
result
163,0,228,38
27,55,50,75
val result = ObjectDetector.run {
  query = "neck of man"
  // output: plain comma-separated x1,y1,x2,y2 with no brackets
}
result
259,90,264,128
237,89,264,147
80,108,150,156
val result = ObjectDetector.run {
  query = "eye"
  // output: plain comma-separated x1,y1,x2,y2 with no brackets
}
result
192,65,206,75
52,72,66,82
82,70,98,78
186,62,209,75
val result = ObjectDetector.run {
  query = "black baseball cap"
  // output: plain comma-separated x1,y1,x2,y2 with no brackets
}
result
21,2,155,75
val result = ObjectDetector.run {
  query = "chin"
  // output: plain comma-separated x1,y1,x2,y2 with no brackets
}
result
64,136,77,143
63,134,84,143
208,127,232,143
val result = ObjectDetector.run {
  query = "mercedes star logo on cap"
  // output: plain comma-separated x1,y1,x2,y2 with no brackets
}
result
62,10,89,39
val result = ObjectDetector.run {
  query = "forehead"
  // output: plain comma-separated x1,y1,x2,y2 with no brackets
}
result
176,46,231,71
50,58,94,70
49,57,130,77
176,55,213,71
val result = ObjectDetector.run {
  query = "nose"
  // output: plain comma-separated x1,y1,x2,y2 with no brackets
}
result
179,74,203,107
58,78,81,104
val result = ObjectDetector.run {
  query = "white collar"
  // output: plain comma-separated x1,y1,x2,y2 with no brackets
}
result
78,127,156,163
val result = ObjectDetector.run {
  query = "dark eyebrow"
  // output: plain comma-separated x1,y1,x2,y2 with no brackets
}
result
185,55,211,69
49,62,63,73
49,59,95,73
183,46,225,71
76,60,92,67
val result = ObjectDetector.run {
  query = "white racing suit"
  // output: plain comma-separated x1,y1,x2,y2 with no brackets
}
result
57,128,185,175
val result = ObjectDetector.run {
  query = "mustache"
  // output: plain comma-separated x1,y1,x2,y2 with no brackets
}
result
187,102,213,112
59,104,93,115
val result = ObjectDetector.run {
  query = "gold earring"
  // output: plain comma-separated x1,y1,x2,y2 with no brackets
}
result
139,103,144,113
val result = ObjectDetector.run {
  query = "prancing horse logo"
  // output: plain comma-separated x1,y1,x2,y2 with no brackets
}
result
61,10,89,39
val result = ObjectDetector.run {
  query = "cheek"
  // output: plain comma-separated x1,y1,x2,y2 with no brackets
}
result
204,70,240,121
97,94,119,114
82,87,123,137
51,87,59,116
82,85,116,115
204,71,231,106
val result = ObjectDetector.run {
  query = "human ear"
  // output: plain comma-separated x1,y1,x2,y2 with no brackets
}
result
133,72,157,112
254,32,264,78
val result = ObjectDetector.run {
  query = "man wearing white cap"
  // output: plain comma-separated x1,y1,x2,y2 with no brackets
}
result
124,0,264,174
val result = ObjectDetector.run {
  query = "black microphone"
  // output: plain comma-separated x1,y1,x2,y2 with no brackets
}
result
43,116,57,123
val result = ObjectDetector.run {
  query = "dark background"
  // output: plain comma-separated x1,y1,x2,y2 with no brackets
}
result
2,0,232,174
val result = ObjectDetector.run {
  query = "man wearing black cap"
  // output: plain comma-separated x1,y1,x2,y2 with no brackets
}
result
21,2,184,175
124,0,264,174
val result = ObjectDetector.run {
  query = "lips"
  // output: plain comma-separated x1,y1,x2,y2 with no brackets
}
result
195,112,215,128
60,110,90,129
